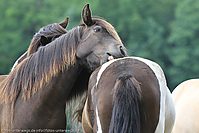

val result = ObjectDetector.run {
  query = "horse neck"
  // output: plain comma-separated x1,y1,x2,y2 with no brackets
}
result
38,63,83,106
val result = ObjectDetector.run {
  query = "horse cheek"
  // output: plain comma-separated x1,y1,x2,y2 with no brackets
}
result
76,43,92,59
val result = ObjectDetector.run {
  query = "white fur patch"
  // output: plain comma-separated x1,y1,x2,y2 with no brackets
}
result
84,98,93,129
96,107,102,133
96,59,118,87
11,51,28,71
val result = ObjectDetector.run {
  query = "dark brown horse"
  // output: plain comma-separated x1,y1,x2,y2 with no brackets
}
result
0,4,126,132
82,57,175,133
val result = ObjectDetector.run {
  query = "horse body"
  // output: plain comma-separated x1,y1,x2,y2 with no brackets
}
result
82,57,175,133
172,79,199,133
0,4,126,132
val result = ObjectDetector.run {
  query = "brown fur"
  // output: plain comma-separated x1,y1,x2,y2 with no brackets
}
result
1,20,69,103
0,19,69,131
2,18,124,104
82,57,161,133
81,18,123,47
0,26,81,104
0,4,127,131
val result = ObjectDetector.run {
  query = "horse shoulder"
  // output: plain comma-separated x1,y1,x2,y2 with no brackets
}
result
82,98,93,133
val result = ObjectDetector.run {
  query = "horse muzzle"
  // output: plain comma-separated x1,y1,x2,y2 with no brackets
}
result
106,45,127,61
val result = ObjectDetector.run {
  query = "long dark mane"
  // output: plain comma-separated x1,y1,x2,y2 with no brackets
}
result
0,26,83,105
109,74,142,133
0,18,124,105
11,22,67,71
27,23,67,56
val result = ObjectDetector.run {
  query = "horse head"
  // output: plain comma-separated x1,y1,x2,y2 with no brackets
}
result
76,4,127,71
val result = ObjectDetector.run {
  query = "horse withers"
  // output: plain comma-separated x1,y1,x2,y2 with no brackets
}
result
0,4,126,132
172,79,199,133
82,57,175,133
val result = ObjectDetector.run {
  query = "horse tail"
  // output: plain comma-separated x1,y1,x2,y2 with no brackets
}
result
109,74,142,133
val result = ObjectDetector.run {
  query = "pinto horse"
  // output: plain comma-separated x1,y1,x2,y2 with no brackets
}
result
0,4,126,132
172,79,199,133
82,57,175,133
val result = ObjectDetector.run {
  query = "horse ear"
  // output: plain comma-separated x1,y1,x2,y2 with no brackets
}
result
59,17,69,29
40,35,49,46
82,4,93,26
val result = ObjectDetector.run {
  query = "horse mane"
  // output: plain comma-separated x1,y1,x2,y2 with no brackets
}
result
11,23,67,72
0,26,83,104
27,23,67,56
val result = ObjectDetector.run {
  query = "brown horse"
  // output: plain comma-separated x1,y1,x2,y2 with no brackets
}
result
82,57,175,133
172,79,199,133
0,4,126,132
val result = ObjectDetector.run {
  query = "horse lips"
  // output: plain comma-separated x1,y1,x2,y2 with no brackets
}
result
108,55,114,61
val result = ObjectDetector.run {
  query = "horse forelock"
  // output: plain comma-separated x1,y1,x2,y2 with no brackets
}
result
80,18,124,47
27,23,67,56
0,26,84,104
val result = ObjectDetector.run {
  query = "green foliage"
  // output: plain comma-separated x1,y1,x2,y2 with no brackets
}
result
0,0,198,91
167,0,199,89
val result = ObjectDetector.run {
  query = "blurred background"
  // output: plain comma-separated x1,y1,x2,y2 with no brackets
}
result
0,0,199,92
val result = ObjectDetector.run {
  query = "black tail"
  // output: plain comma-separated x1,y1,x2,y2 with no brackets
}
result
109,74,142,133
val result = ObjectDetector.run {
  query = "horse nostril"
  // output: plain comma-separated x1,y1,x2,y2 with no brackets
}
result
119,46,126,56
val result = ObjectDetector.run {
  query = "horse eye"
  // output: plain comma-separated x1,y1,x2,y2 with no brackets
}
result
93,27,102,33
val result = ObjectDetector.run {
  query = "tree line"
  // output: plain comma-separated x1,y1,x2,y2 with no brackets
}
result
0,0,198,91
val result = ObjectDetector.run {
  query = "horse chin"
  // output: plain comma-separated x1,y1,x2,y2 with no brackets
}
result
83,53,115,72
87,61,101,72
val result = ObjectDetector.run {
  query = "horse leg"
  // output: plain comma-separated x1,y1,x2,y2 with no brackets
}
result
155,87,175,133
82,98,93,133
164,90,176,133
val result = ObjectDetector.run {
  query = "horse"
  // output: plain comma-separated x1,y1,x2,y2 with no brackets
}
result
0,17,69,84
172,79,199,133
82,57,175,133
0,4,126,132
